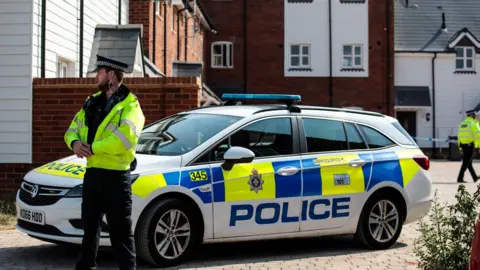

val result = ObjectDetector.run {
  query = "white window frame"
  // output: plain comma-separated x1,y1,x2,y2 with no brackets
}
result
211,41,233,68
57,56,75,78
455,46,475,71
289,44,310,68
342,44,363,69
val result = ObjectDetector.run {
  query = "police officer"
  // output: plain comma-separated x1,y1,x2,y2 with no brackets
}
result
64,55,145,270
457,109,480,183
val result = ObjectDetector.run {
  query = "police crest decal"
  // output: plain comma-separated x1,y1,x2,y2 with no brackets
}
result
248,168,264,193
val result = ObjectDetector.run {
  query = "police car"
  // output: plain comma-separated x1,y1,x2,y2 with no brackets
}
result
15,94,432,267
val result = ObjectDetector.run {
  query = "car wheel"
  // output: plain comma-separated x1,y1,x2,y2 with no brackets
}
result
135,198,202,267
354,192,404,250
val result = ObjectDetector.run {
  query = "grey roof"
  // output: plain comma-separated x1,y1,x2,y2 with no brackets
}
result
144,56,165,77
172,61,203,77
395,0,480,51
88,24,145,75
395,86,431,107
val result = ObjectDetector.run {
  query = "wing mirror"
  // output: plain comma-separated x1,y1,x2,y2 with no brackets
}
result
221,146,255,171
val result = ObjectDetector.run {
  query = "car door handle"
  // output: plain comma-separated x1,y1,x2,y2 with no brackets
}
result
277,166,299,176
349,159,367,168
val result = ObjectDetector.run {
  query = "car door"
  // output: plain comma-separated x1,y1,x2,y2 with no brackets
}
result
297,117,373,232
202,116,303,239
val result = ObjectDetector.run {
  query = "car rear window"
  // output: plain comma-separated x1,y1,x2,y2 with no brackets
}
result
391,121,416,145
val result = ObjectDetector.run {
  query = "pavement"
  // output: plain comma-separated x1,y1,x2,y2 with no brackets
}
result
1,160,479,270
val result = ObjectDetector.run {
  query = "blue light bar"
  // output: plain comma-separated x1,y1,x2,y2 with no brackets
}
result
221,93,301,102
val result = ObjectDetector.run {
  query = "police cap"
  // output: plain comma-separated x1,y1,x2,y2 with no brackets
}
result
466,109,478,116
92,54,128,73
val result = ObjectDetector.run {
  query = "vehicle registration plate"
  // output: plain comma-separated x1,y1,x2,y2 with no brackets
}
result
18,207,45,225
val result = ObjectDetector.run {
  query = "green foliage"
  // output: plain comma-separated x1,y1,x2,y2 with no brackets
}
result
0,199,16,227
413,184,480,270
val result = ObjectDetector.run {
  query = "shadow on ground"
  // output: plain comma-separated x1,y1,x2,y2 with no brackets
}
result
0,235,408,269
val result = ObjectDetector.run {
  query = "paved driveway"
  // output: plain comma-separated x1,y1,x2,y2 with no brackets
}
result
1,161,479,270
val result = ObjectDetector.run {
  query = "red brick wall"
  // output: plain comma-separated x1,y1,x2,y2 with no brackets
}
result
0,77,201,201
131,0,206,76
202,0,395,115
129,0,153,60
202,0,245,92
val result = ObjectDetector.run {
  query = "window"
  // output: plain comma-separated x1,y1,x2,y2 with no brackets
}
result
57,56,74,78
342,44,362,69
303,118,348,153
211,41,233,68
199,117,294,162
344,122,367,150
290,44,310,68
391,121,416,145
456,47,475,71
135,113,242,156
358,125,395,149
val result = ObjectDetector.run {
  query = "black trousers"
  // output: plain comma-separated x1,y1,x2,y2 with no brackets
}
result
75,168,136,270
458,143,478,182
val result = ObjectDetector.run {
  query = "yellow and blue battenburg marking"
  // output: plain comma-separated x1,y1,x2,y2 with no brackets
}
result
33,148,422,205
131,171,180,198
34,161,86,179
210,150,422,204
211,159,302,203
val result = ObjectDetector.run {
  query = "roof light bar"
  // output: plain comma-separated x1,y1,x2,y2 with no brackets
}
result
221,93,302,102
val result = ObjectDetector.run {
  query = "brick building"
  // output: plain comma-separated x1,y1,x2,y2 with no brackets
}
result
129,0,216,77
0,0,218,199
201,0,395,115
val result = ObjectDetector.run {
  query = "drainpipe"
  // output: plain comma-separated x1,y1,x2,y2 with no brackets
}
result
118,0,121,24
79,0,84,77
432,52,437,155
243,0,247,93
164,1,167,75
177,2,187,60
184,12,188,60
385,0,391,115
152,2,156,64
328,0,332,106
41,0,46,78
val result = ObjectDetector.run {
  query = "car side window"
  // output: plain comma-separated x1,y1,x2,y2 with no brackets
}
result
197,117,294,163
358,124,395,149
344,122,367,150
302,118,348,152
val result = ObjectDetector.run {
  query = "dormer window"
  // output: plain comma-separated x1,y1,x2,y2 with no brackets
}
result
455,46,475,71
447,28,480,74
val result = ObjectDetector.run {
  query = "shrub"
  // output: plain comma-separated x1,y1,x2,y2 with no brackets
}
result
413,184,480,270
0,199,16,227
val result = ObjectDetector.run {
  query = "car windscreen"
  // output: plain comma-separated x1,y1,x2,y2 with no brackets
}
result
135,113,243,156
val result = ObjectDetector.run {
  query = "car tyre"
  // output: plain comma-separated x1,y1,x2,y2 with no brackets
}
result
354,192,404,250
135,198,202,267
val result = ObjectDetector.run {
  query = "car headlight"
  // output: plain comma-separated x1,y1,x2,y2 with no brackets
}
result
64,184,83,198
64,174,140,198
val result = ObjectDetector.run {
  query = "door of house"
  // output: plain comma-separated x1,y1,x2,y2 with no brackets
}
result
396,111,417,139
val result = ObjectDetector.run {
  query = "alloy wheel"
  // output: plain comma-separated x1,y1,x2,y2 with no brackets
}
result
368,200,400,243
154,209,191,259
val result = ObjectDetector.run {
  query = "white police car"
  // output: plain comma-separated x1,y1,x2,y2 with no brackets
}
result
15,94,432,267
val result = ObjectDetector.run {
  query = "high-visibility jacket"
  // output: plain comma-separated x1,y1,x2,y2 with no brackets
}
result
64,90,145,171
457,117,480,148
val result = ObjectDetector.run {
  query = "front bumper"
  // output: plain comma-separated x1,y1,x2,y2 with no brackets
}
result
15,187,112,246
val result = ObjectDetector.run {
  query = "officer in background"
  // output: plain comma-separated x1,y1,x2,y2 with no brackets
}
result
64,55,145,270
457,109,480,183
